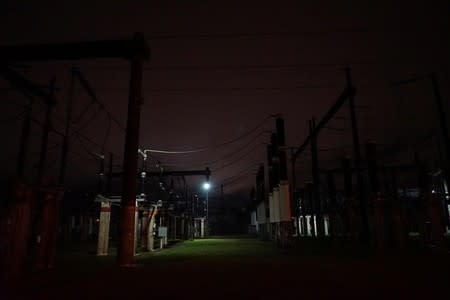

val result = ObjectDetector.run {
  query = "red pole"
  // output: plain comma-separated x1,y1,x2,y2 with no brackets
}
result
2,181,34,277
34,189,62,270
117,51,144,267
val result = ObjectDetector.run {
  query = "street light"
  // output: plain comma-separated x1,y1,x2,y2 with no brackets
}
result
203,182,211,190
203,182,211,236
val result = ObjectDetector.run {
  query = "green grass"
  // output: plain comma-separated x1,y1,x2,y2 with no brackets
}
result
136,238,279,264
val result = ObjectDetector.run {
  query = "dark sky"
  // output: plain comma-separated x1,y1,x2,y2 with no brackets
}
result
1,0,449,202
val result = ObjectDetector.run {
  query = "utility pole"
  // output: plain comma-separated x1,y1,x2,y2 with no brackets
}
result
346,67,370,243
117,51,144,267
276,117,292,247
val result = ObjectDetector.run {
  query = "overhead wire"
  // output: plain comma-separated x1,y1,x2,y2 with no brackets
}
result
74,133,104,160
144,114,277,154
212,143,264,172
73,99,96,123
222,173,257,187
206,130,270,165
69,105,104,138
160,130,270,168
220,169,260,186
217,162,262,183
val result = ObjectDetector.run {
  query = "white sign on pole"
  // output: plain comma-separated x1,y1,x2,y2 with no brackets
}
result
158,226,167,237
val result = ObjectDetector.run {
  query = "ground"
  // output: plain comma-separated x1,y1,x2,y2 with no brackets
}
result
1,237,449,299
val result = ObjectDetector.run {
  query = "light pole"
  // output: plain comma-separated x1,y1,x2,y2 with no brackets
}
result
203,182,211,236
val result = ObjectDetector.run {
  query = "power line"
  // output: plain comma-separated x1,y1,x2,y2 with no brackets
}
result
220,165,261,184
213,143,264,172
222,173,257,187
74,133,104,160
30,105,122,161
69,105,104,138
73,99,96,123
144,114,277,154
73,128,121,159
206,130,270,166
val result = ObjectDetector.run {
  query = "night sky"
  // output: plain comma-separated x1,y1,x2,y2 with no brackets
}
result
1,0,449,204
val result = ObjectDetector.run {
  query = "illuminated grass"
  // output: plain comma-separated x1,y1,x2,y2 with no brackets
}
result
137,238,279,263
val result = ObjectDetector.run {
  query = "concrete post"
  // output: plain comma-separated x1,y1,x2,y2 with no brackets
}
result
200,218,205,238
97,201,111,256
134,202,138,255
147,207,157,251
159,212,164,249
194,220,198,237
141,209,149,250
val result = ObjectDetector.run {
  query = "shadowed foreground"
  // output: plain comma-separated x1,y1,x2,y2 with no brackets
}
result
2,237,449,299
